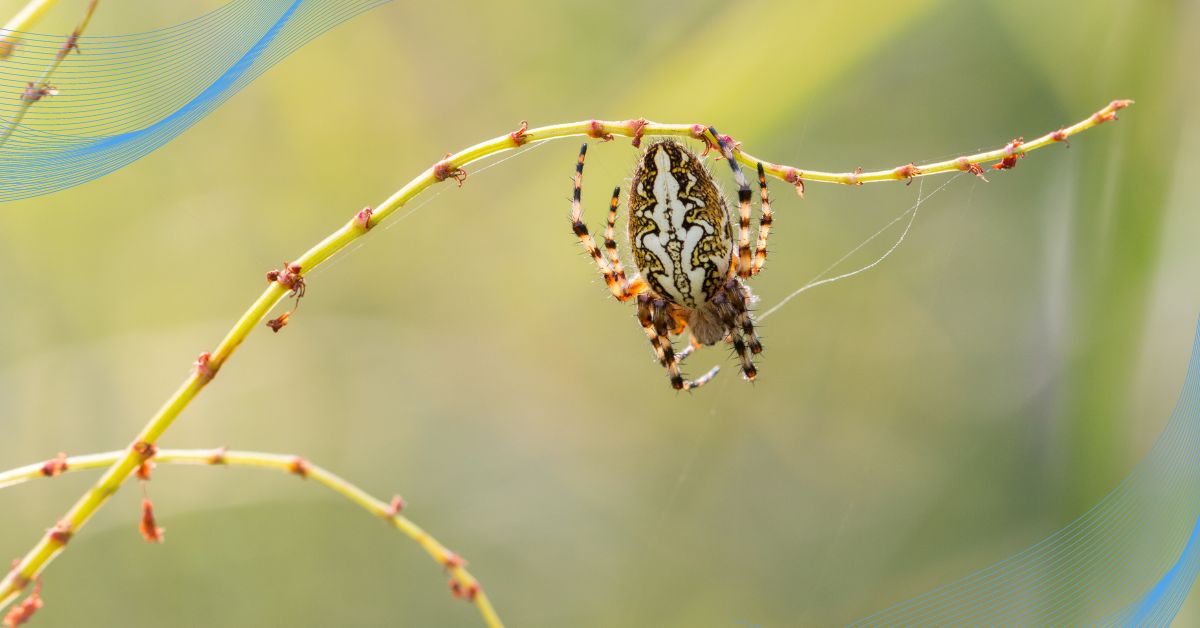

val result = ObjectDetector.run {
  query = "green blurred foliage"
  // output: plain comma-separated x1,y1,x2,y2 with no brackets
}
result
1,0,1198,625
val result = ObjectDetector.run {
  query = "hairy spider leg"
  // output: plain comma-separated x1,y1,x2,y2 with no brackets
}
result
571,144,646,302
713,281,760,380
709,127,754,279
752,162,774,276
638,294,719,391
603,186,630,287
728,280,763,356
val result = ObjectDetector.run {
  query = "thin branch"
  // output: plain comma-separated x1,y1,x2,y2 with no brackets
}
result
0,100,1131,621
0,0,59,58
0,448,502,627
0,0,97,148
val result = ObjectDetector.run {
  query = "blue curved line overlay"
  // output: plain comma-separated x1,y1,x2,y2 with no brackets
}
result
852,317,1200,626
0,0,390,202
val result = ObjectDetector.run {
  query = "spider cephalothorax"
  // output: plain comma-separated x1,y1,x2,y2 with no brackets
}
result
570,129,773,390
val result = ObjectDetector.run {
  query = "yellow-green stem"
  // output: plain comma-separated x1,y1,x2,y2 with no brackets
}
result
0,0,58,58
0,0,96,147
0,100,1131,623
0,448,502,628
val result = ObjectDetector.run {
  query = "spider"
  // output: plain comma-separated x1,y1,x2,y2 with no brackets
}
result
570,128,773,391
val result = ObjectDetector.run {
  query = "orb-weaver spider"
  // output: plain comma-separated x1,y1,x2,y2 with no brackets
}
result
570,128,772,391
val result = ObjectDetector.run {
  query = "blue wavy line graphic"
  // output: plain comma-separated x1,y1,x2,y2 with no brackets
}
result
0,0,390,202
852,318,1200,625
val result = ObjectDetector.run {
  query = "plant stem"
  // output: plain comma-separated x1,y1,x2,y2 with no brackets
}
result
0,448,503,627
0,0,96,147
0,100,1131,621
0,0,59,58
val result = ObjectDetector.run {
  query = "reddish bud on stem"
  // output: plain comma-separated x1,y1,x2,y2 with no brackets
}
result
21,83,56,103
267,262,305,296
3,578,42,627
133,442,157,480
354,207,374,231
1092,99,1134,124
441,551,465,569
627,118,648,148
433,154,468,186
509,120,530,147
39,453,68,478
47,521,72,547
133,441,157,461
207,446,228,465
194,352,215,382
587,120,613,141
287,457,311,479
266,312,291,333
139,499,164,543
385,495,406,517
847,167,864,186
894,163,922,185
956,157,988,181
992,138,1025,170
449,579,479,601
783,168,806,198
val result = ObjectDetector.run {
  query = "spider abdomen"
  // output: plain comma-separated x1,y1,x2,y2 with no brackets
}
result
627,141,733,308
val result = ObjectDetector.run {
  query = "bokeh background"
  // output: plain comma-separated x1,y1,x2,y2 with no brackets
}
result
2,0,1199,625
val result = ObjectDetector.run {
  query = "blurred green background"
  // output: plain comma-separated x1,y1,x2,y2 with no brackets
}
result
2,0,1199,625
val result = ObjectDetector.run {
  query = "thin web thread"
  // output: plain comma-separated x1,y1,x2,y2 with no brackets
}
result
758,174,963,322
312,141,548,277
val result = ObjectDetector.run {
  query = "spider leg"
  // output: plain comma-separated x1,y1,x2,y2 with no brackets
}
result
714,282,760,381
752,162,774,276
638,294,719,391
709,127,754,278
571,144,646,302
677,336,702,363
728,280,763,355
603,186,630,287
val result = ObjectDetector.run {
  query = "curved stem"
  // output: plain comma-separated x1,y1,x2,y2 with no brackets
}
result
0,448,502,628
0,0,60,58
0,100,1131,618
